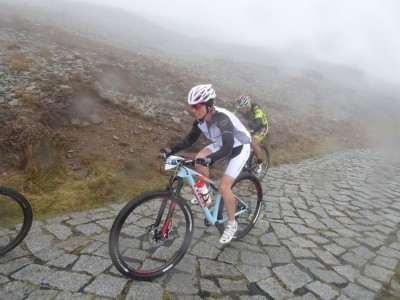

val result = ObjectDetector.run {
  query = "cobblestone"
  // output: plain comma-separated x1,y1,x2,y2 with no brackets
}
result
1,148,399,299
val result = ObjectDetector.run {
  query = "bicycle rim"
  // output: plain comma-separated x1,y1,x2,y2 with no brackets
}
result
218,174,263,241
0,187,33,256
109,190,194,280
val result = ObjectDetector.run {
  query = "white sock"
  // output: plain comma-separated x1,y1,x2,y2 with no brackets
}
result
227,220,236,227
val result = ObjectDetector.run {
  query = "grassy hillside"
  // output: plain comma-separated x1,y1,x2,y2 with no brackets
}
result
1,1,399,220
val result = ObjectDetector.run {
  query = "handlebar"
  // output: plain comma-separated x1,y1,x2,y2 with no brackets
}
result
163,155,195,168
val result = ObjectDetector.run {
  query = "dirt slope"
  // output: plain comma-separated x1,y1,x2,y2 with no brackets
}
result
1,7,398,180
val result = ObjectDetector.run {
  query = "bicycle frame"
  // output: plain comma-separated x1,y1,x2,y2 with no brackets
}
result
109,156,263,280
166,158,250,226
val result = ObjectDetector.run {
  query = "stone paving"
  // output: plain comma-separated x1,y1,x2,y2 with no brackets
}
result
1,148,400,300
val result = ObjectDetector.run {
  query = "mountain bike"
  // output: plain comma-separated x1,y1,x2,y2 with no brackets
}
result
0,186,33,256
109,155,263,280
242,142,269,181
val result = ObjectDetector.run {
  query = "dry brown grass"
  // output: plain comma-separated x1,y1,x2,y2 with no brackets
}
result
19,141,66,177
39,46,52,58
21,93,37,106
0,120,47,153
0,39,18,50
9,54,30,71
3,158,167,220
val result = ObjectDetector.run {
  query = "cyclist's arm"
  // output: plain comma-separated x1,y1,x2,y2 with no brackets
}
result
170,120,202,154
252,118,263,132
252,107,268,132
208,114,234,164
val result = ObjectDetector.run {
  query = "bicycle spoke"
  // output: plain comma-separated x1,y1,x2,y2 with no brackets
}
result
109,191,193,280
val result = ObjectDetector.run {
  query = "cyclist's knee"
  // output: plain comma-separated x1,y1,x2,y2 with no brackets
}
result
251,139,260,147
219,175,235,194
219,182,231,194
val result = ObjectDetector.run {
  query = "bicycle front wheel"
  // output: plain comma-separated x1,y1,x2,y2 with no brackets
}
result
218,173,263,241
109,190,194,280
0,187,33,256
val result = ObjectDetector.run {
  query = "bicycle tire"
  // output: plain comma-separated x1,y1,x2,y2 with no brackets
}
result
248,144,270,181
0,186,33,256
109,190,194,280
217,173,263,240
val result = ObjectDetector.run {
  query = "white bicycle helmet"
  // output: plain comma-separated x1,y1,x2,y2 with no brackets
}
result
236,94,251,109
187,84,216,106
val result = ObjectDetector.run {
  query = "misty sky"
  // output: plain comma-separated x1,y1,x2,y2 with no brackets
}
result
73,0,399,84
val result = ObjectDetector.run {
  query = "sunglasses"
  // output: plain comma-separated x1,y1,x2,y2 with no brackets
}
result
190,104,204,110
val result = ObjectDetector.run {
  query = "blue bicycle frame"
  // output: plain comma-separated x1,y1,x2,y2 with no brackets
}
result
170,162,250,226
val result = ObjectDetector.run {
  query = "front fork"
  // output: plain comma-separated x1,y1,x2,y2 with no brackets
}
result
151,176,184,240
166,175,184,196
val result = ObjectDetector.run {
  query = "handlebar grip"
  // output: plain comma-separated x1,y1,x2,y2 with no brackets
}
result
183,159,195,166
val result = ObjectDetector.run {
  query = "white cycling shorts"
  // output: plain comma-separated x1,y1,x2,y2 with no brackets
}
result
207,143,250,179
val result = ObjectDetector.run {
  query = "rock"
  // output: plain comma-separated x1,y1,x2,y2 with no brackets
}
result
171,117,181,124
8,99,20,106
88,113,103,124
70,117,80,126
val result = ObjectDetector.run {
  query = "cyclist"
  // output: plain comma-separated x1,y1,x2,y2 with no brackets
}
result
233,94,269,173
160,84,251,244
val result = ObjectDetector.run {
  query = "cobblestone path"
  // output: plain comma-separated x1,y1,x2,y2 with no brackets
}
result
1,148,400,299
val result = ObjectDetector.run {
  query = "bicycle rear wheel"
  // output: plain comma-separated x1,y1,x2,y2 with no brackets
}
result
109,190,194,280
249,144,269,180
0,187,33,256
217,173,263,241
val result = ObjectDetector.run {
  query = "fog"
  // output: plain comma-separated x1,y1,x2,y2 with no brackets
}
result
0,0,399,152
72,0,400,86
